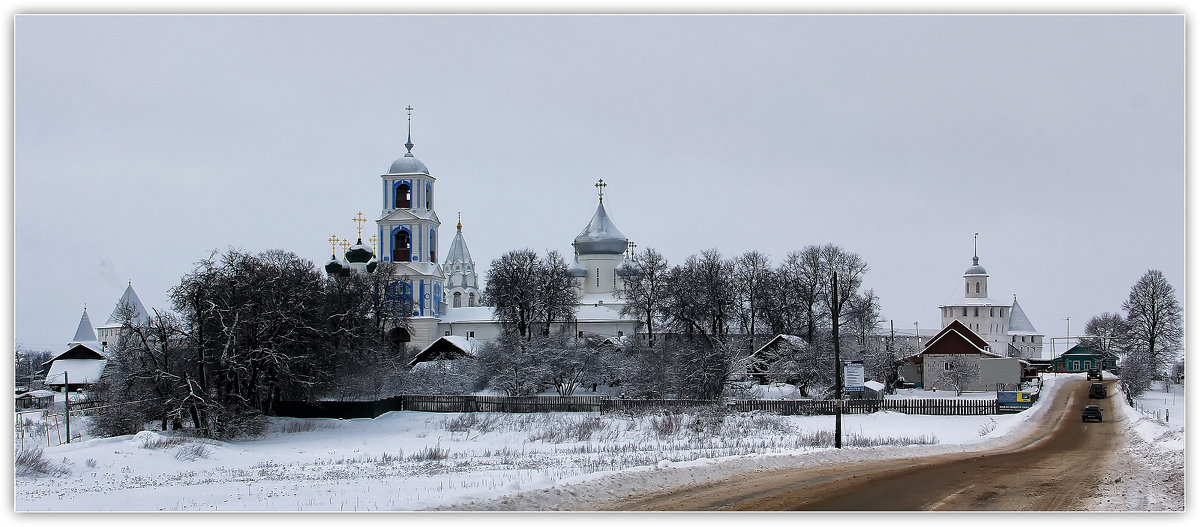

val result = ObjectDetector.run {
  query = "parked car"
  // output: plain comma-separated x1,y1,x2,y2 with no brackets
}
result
1089,382,1107,399
1082,404,1103,422
1087,369,1102,380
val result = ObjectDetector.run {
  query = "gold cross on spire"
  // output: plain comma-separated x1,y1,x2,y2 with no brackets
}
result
369,234,378,254
353,211,367,239
339,240,351,253
595,178,607,202
457,211,462,230
328,235,340,254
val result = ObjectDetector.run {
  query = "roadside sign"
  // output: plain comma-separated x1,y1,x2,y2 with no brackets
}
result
844,361,865,392
997,391,1033,404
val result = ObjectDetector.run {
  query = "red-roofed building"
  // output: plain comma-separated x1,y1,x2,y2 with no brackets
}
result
901,319,1005,392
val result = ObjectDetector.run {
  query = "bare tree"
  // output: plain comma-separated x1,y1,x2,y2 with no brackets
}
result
660,249,738,399
1119,350,1154,404
1122,269,1183,375
483,249,577,340
936,355,980,396
534,251,578,337
1079,311,1130,355
619,247,670,348
733,250,773,351
845,289,883,347
483,249,541,339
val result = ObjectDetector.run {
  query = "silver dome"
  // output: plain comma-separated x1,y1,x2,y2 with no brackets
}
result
574,201,628,255
389,153,429,175
963,256,988,276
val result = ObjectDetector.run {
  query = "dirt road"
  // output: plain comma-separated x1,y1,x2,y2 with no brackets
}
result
610,378,1122,511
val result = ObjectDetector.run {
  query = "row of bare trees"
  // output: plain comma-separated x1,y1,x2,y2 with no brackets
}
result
1080,269,1183,403
94,249,410,439
468,244,883,400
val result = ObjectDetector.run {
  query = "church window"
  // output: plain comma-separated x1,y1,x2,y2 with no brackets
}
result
944,362,953,371
975,282,980,294
396,183,412,209
966,283,969,295
444,331,451,336
990,307,994,317
974,307,978,317
453,292,462,308
962,308,967,316
469,293,476,307
393,230,412,262
430,230,437,263
425,183,432,209
468,331,475,338
618,330,624,338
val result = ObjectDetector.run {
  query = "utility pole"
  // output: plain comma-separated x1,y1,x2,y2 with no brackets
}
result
63,371,70,444
832,270,842,449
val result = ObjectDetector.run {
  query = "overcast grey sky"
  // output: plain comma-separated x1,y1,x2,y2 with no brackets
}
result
13,14,1184,353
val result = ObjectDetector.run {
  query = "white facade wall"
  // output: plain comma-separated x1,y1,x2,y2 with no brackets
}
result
940,304,1009,352
577,253,625,295
922,354,988,392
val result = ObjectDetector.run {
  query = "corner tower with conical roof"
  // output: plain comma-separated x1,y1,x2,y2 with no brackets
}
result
937,235,1045,359
95,281,149,353
444,213,480,308
69,307,98,348
572,179,630,296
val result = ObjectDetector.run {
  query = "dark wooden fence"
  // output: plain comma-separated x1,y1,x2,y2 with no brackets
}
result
734,398,997,416
402,395,605,413
275,395,1006,419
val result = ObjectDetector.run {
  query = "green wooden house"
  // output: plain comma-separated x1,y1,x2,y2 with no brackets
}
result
1049,344,1115,372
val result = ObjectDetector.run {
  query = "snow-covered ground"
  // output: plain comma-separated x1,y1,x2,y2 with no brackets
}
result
11,373,1178,511
1089,379,1186,511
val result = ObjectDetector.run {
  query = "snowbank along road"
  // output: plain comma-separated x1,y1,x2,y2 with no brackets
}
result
606,378,1121,511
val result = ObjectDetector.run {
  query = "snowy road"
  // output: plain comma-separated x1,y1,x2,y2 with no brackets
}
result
605,378,1121,510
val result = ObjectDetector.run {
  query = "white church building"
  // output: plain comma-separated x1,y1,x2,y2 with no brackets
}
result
326,109,638,352
937,249,1045,359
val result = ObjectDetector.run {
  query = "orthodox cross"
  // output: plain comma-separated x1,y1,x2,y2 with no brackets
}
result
626,240,637,258
595,178,607,202
572,239,580,256
405,105,415,154
353,211,367,239
328,235,340,254
369,234,378,254
974,232,979,258
457,211,462,230
339,240,351,253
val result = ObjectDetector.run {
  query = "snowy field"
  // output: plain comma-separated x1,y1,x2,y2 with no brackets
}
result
10,374,1173,511
1090,379,1187,511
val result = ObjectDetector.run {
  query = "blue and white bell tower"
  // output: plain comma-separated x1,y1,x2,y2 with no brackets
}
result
376,106,444,326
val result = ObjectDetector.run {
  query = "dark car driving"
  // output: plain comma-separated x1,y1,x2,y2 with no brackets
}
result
1082,405,1103,422
1089,382,1107,399
1087,369,1102,380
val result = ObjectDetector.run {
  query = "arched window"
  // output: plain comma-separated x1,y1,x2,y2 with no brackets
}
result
425,183,432,209
468,292,476,307
395,183,412,209
966,283,969,295
430,230,437,263
393,230,411,262
975,282,980,294
453,292,462,308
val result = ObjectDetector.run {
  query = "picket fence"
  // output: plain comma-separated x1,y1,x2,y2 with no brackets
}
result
275,394,1004,419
